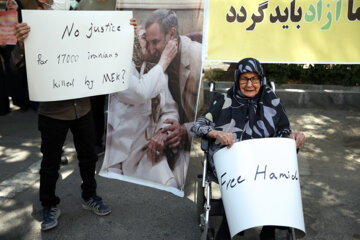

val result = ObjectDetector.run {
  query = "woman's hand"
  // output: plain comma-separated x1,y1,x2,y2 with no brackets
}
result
289,132,306,148
14,23,30,50
158,39,178,72
208,130,234,149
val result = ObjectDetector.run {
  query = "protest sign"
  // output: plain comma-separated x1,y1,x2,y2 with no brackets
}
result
206,0,360,63
22,10,134,101
213,138,306,238
0,11,18,45
100,4,204,197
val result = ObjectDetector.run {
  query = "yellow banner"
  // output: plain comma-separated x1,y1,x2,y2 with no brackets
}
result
207,0,360,63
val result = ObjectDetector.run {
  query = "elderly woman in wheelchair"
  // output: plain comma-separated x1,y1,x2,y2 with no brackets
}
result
191,58,305,240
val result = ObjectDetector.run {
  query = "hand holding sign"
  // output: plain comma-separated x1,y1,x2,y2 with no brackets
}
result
289,132,306,148
14,22,30,48
208,129,234,148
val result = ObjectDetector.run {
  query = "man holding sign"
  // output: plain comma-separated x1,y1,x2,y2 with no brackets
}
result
12,0,112,231
191,58,305,239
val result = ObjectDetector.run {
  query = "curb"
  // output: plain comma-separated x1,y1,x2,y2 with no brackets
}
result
203,82,360,109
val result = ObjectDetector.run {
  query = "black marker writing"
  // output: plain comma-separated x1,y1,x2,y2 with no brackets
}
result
88,51,114,60
61,23,80,39
254,164,267,180
53,79,75,88
84,76,94,90
86,22,121,39
221,172,246,191
254,164,299,181
103,71,123,83
37,54,48,65
121,69,125,80
57,54,79,64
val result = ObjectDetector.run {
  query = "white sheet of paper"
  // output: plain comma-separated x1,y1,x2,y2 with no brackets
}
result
22,10,133,101
213,138,305,238
99,170,185,197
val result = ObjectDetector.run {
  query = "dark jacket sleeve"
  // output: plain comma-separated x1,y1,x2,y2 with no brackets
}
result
190,93,225,138
275,102,292,137
271,91,292,137
10,42,25,71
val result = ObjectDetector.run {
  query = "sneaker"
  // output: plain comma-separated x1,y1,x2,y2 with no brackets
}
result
82,196,111,216
41,207,61,231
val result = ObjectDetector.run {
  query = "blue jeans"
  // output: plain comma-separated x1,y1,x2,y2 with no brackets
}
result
38,112,97,207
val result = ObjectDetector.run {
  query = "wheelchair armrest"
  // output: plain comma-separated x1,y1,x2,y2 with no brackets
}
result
201,137,210,152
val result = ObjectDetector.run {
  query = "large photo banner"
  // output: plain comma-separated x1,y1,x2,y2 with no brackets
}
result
0,11,18,45
207,0,360,63
100,0,204,197
213,138,306,238
22,10,134,101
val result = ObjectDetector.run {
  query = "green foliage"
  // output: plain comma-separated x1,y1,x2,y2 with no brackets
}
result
204,69,227,82
262,64,360,86
204,63,360,86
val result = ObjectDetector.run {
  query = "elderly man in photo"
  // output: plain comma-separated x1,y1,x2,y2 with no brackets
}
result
144,9,202,186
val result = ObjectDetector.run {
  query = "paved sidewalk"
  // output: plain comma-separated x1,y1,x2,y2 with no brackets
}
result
0,104,359,239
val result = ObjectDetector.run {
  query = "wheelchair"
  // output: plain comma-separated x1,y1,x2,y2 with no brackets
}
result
197,137,222,240
197,81,298,240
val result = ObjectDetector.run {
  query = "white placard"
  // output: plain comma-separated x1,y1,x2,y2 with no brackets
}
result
22,10,134,102
213,138,306,238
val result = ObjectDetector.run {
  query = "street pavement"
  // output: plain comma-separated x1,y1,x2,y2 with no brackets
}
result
0,98,359,240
